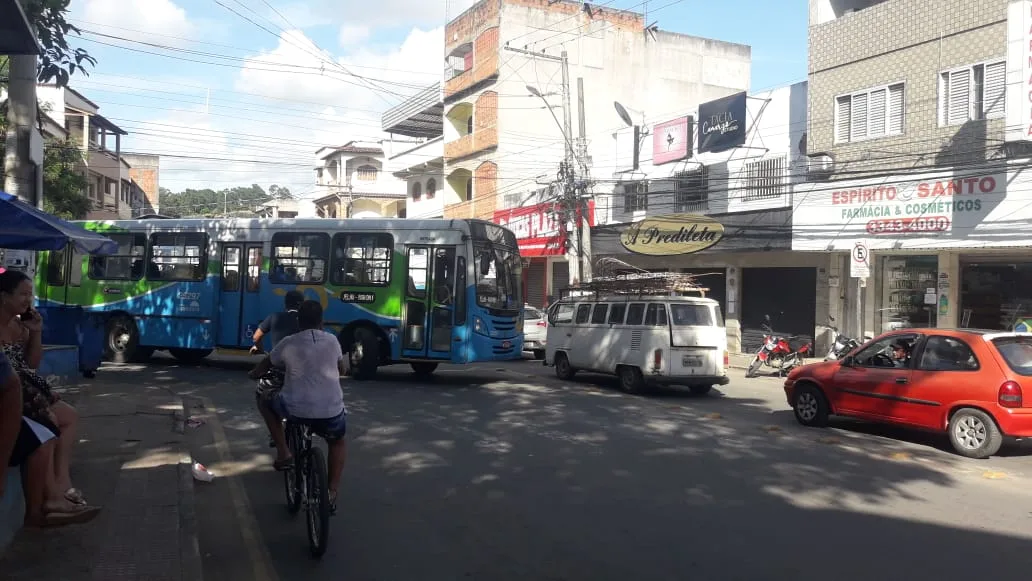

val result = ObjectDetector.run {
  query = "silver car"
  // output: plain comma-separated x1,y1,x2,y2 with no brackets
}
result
523,304,547,360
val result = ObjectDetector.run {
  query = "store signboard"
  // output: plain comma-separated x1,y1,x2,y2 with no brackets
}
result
493,201,595,258
620,213,725,256
1006,0,1032,143
792,168,1025,251
698,92,747,153
653,116,693,165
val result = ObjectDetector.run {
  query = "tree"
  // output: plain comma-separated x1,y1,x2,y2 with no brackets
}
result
41,141,90,219
22,0,97,86
268,184,293,200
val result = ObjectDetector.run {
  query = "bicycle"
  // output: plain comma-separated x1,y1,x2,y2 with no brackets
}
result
282,418,331,558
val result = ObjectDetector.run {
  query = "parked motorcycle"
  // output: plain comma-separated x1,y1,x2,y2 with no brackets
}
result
824,316,861,361
745,315,813,378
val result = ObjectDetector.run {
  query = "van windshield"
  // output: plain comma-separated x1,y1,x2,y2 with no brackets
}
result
991,336,1032,376
670,304,715,327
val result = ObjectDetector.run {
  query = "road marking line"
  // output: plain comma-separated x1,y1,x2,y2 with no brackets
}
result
200,396,280,581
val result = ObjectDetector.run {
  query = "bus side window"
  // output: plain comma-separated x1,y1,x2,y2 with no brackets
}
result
46,248,67,286
608,304,626,325
89,233,146,281
271,232,329,284
148,232,208,282
590,304,609,325
644,304,668,327
549,303,574,325
625,303,646,325
574,304,591,324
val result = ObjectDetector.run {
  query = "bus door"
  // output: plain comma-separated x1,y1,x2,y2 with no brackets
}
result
217,243,264,347
402,246,457,359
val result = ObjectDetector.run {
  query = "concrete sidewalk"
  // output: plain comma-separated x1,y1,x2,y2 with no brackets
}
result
728,352,822,371
0,377,203,581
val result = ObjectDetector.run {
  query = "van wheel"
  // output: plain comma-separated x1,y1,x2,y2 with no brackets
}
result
618,366,646,394
948,408,1003,459
349,327,380,380
554,353,576,380
689,384,713,395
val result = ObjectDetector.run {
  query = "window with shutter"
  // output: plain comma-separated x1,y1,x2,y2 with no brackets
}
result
982,61,1006,119
835,96,851,143
851,93,868,140
868,88,887,136
947,69,970,125
888,84,904,134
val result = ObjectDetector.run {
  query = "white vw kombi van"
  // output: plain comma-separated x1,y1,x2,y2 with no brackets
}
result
544,294,730,394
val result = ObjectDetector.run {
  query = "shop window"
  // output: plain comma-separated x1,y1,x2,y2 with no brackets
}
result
835,83,904,143
940,60,1005,126
878,256,938,332
145,233,207,281
330,233,393,287
674,168,708,212
960,262,1032,330
271,232,329,284
917,336,979,371
623,181,648,213
89,233,146,281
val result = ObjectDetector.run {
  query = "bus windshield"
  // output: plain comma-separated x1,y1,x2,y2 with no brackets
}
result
474,242,521,314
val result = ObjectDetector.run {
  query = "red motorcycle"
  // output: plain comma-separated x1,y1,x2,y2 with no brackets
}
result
745,315,812,378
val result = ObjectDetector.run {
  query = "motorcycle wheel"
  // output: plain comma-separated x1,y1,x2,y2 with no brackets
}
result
745,357,763,378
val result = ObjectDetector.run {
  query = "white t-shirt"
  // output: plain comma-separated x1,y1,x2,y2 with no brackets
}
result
270,329,346,419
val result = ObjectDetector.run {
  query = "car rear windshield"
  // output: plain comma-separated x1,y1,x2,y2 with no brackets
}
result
524,306,543,320
991,336,1032,376
669,304,715,327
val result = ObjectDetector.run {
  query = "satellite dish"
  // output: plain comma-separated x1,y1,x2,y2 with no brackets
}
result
614,101,633,127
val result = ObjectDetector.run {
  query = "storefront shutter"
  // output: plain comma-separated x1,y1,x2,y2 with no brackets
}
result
983,61,1006,119
551,261,569,302
526,261,546,307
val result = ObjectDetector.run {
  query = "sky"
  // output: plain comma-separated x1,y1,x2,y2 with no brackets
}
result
63,0,809,198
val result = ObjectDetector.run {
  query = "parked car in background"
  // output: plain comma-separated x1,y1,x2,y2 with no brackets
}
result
523,304,547,360
783,329,1032,459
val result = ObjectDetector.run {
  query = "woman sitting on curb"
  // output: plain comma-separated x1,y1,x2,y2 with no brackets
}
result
0,270,99,520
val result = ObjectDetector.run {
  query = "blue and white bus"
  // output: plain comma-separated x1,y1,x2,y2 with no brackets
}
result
35,217,524,378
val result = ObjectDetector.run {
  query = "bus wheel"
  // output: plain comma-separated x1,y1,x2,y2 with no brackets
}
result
349,327,380,380
410,362,438,377
105,316,139,364
169,348,212,364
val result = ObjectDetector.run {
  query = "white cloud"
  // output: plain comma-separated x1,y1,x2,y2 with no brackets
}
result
338,25,371,47
78,0,194,40
268,0,477,30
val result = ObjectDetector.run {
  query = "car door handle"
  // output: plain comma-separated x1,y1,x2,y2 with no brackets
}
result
895,377,908,384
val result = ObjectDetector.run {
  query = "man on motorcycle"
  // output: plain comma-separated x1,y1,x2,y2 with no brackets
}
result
251,291,303,455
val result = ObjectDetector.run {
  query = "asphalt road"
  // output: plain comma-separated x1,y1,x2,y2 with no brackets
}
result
112,353,1032,581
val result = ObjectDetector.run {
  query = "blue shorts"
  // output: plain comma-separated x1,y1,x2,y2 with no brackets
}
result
267,393,347,442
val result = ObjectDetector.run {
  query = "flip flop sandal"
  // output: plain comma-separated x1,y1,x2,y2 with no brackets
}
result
64,488,87,506
29,505,101,528
273,457,294,471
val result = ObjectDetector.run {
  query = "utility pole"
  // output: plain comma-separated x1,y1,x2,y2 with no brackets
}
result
576,76,592,283
3,0,40,208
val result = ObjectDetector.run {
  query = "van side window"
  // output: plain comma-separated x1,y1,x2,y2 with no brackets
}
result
626,303,646,325
644,303,668,326
550,303,575,324
590,304,609,324
608,304,626,324
575,304,592,324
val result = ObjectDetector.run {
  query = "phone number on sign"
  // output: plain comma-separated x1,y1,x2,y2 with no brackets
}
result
866,216,951,235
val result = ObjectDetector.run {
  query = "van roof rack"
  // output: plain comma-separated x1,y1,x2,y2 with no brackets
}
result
559,272,709,300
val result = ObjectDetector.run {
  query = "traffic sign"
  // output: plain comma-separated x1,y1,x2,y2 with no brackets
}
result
851,241,870,279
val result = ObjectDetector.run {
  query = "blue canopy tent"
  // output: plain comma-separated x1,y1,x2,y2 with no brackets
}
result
0,190,117,378
0,191,118,254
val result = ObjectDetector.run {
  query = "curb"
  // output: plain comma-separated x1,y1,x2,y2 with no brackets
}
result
175,399,204,581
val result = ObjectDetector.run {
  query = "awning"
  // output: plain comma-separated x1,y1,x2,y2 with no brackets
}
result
0,191,118,254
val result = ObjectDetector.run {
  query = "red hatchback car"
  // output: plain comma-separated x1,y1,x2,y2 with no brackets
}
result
783,329,1032,459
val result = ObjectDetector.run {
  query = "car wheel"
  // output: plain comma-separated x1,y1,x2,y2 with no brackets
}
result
618,365,646,394
792,383,829,427
689,384,713,396
948,408,1003,459
533,349,545,360
554,352,576,380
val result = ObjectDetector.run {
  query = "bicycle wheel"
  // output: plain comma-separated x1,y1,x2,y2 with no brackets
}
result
305,447,331,558
283,425,302,515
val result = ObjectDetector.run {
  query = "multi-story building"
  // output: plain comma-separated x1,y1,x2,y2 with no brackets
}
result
36,84,134,220
428,0,751,307
794,0,1032,340
590,82,813,353
382,83,445,219
121,153,160,217
312,141,407,219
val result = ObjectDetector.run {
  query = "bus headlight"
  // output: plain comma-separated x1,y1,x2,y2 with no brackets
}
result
473,316,485,334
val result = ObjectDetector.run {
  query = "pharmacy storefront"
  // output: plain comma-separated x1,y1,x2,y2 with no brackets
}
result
793,164,1032,337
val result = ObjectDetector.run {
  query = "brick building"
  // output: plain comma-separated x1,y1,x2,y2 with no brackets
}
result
121,153,160,216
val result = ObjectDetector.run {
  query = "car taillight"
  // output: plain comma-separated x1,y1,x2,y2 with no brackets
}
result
653,348,663,370
999,381,1023,408
723,350,729,368
537,321,547,327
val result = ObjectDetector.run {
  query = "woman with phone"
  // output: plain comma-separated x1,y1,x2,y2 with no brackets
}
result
0,270,96,519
